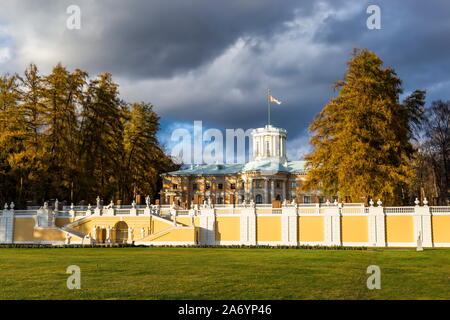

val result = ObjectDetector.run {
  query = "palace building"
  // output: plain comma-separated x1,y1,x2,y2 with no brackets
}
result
161,124,322,207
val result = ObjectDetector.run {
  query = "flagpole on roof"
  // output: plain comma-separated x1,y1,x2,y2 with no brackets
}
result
267,88,271,126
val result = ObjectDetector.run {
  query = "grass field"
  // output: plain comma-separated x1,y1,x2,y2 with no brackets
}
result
0,247,449,299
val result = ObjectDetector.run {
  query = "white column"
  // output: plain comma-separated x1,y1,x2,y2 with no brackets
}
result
271,135,275,157
199,207,215,244
278,136,282,156
323,205,341,246
264,178,269,203
0,204,14,243
241,207,256,245
270,180,275,203
369,204,386,247
414,204,433,247
281,206,297,245
368,206,377,246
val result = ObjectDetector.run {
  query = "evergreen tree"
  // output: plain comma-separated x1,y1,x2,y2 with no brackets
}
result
122,102,177,203
10,64,46,204
303,49,425,205
79,73,125,202
0,63,182,207
40,63,87,201
0,74,22,204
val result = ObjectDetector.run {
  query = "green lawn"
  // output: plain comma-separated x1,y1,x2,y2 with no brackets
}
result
0,247,449,299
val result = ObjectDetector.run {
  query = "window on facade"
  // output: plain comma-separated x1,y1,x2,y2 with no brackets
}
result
255,180,262,188
255,194,263,204
217,197,224,204
291,182,296,189
303,196,311,204
192,183,198,191
172,184,178,189
218,183,223,190
230,183,236,190
276,182,280,188
241,182,245,189
319,197,325,203
205,183,211,190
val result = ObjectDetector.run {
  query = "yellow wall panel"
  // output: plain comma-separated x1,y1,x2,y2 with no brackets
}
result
386,215,414,243
215,217,240,241
13,218,35,242
145,227,196,242
176,217,194,226
33,228,66,241
298,216,324,242
432,216,450,243
256,216,281,242
55,218,75,227
342,216,368,243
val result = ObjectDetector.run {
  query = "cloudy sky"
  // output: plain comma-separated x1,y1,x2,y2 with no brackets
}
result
1,0,449,162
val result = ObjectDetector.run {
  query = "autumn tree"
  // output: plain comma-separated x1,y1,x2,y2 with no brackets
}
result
0,74,22,204
40,64,88,202
78,73,125,203
122,102,178,203
303,49,425,205
0,63,181,207
8,64,47,203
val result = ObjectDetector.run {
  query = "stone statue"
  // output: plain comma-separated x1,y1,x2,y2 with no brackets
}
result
141,227,145,239
92,225,97,241
417,232,423,252
145,195,151,207
54,199,59,211
9,202,14,210
96,196,101,208
65,232,71,245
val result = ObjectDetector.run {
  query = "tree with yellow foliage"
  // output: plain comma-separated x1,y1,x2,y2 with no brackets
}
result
304,49,425,205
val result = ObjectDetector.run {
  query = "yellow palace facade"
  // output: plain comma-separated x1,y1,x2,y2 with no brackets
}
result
161,124,323,208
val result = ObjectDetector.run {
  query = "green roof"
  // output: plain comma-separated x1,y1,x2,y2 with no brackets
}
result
165,160,306,176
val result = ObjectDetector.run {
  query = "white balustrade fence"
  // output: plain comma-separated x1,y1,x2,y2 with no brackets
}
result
1,198,449,247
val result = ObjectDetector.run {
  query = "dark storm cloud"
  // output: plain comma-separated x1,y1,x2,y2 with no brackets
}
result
1,0,450,159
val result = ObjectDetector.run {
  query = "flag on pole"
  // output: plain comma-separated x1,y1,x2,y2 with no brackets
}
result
269,95,282,105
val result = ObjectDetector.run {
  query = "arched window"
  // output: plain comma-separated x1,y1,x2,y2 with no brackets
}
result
255,194,263,204
114,221,129,244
